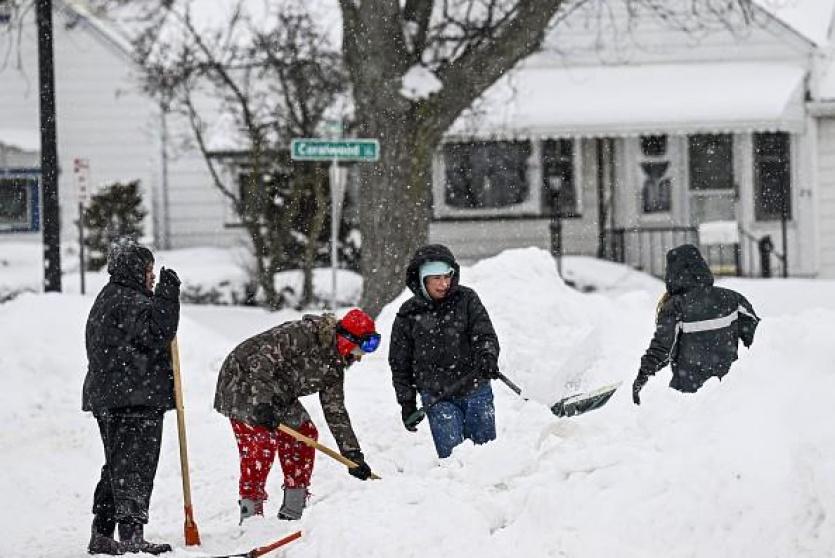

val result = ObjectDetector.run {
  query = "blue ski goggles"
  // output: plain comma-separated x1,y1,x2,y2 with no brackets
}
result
337,327,381,353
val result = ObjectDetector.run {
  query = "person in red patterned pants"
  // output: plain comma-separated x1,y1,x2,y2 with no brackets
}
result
230,417,317,509
214,310,379,522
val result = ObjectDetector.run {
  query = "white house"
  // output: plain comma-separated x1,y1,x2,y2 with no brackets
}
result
432,0,835,279
3,0,835,280
0,0,240,252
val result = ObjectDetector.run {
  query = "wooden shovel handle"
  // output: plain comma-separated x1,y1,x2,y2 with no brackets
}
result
277,423,381,480
172,337,201,545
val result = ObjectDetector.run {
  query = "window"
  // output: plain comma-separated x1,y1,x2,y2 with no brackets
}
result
542,139,579,218
753,132,791,221
688,134,734,191
640,135,672,213
0,175,39,232
443,141,531,209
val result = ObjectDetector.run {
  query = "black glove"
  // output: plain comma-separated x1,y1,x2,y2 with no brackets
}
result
155,267,181,299
480,356,501,380
632,373,649,406
400,400,423,432
252,403,278,430
159,267,181,287
343,450,372,481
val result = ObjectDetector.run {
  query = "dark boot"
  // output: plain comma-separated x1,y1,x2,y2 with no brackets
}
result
117,523,172,555
277,487,307,520
88,530,123,555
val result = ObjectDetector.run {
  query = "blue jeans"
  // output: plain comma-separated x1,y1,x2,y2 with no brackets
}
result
422,383,496,458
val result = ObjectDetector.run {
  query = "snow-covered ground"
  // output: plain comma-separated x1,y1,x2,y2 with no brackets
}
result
2,245,835,557
0,243,362,307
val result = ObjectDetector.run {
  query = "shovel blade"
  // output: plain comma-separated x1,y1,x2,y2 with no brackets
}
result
551,383,620,417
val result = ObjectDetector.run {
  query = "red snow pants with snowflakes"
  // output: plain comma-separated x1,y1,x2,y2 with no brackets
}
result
230,419,318,501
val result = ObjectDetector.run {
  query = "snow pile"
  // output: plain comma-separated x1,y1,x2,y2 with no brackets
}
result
400,65,443,100
699,220,740,245
2,247,835,557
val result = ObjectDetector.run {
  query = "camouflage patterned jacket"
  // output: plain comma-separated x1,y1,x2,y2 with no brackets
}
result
213,314,361,454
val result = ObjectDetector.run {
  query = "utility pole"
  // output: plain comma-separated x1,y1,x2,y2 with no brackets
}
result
37,0,62,292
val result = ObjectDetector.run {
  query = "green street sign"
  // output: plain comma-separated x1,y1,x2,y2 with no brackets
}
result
291,138,380,162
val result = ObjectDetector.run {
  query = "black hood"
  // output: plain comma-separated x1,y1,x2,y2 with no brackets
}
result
107,241,154,292
405,244,460,299
665,244,713,295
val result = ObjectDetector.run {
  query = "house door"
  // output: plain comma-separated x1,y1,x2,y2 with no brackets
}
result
687,134,737,225
687,133,738,274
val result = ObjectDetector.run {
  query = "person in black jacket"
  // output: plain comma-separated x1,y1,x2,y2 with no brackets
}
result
82,240,180,555
632,244,759,404
389,244,500,458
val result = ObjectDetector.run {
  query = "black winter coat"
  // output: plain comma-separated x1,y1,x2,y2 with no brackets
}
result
82,244,180,413
389,244,500,405
640,245,759,392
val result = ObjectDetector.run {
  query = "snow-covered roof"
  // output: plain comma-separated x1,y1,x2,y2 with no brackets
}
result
754,0,835,46
448,62,806,140
0,128,40,152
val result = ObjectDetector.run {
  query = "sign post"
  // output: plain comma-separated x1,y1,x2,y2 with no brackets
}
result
73,158,90,295
290,138,379,310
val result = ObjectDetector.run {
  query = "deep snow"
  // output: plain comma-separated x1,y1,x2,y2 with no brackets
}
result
2,247,835,557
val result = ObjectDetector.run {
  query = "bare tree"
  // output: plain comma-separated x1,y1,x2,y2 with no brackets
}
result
132,1,347,308
338,0,754,315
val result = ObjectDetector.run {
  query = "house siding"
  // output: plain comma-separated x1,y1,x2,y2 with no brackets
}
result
0,8,157,245
817,118,835,277
545,1,811,68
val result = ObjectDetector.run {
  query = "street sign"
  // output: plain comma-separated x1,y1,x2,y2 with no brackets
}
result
73,158,90,204
290,139,379,162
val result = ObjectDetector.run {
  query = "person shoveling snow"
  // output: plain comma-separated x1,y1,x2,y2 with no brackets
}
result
389,244,501,459
213,309,381,523
632,244,760,404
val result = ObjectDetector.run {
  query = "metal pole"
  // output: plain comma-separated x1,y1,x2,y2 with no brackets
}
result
329,160,343,311
78,202,85,295
37,0,61,292
160,106,171,249
780,210,789,278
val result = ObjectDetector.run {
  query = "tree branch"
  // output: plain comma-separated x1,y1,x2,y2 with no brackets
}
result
424,0,566,134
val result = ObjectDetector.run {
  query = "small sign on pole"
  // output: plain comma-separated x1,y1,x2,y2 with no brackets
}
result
73,158,90,295
290,138,379,310
291,139,379,162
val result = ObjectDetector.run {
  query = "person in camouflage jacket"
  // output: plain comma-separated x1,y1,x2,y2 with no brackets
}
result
214,309,380,522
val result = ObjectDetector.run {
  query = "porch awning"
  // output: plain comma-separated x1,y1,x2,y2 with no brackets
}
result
447,62,807,139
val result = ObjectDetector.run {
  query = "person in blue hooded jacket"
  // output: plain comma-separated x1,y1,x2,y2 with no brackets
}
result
388,244,500,458
632,244,760,404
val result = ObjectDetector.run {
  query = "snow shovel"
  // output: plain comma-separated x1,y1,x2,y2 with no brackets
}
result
497,372,619,418
171,337,201,546
550,382,621,417
205,530,302,558
277,423,381,480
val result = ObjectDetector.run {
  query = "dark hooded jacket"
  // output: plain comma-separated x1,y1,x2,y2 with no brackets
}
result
640,244,759,392
389,244,500,405
82,244,180,413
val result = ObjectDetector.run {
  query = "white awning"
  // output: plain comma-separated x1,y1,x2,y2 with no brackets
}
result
448,62,807,139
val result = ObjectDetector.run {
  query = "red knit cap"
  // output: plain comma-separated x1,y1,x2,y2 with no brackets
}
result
336,308,377,357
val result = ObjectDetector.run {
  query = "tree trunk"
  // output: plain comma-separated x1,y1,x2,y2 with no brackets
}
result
341,0,569,315
358,121,436,315
301,163,328,308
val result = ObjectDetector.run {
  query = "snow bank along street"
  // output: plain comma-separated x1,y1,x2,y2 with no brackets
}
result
2,247,835,557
